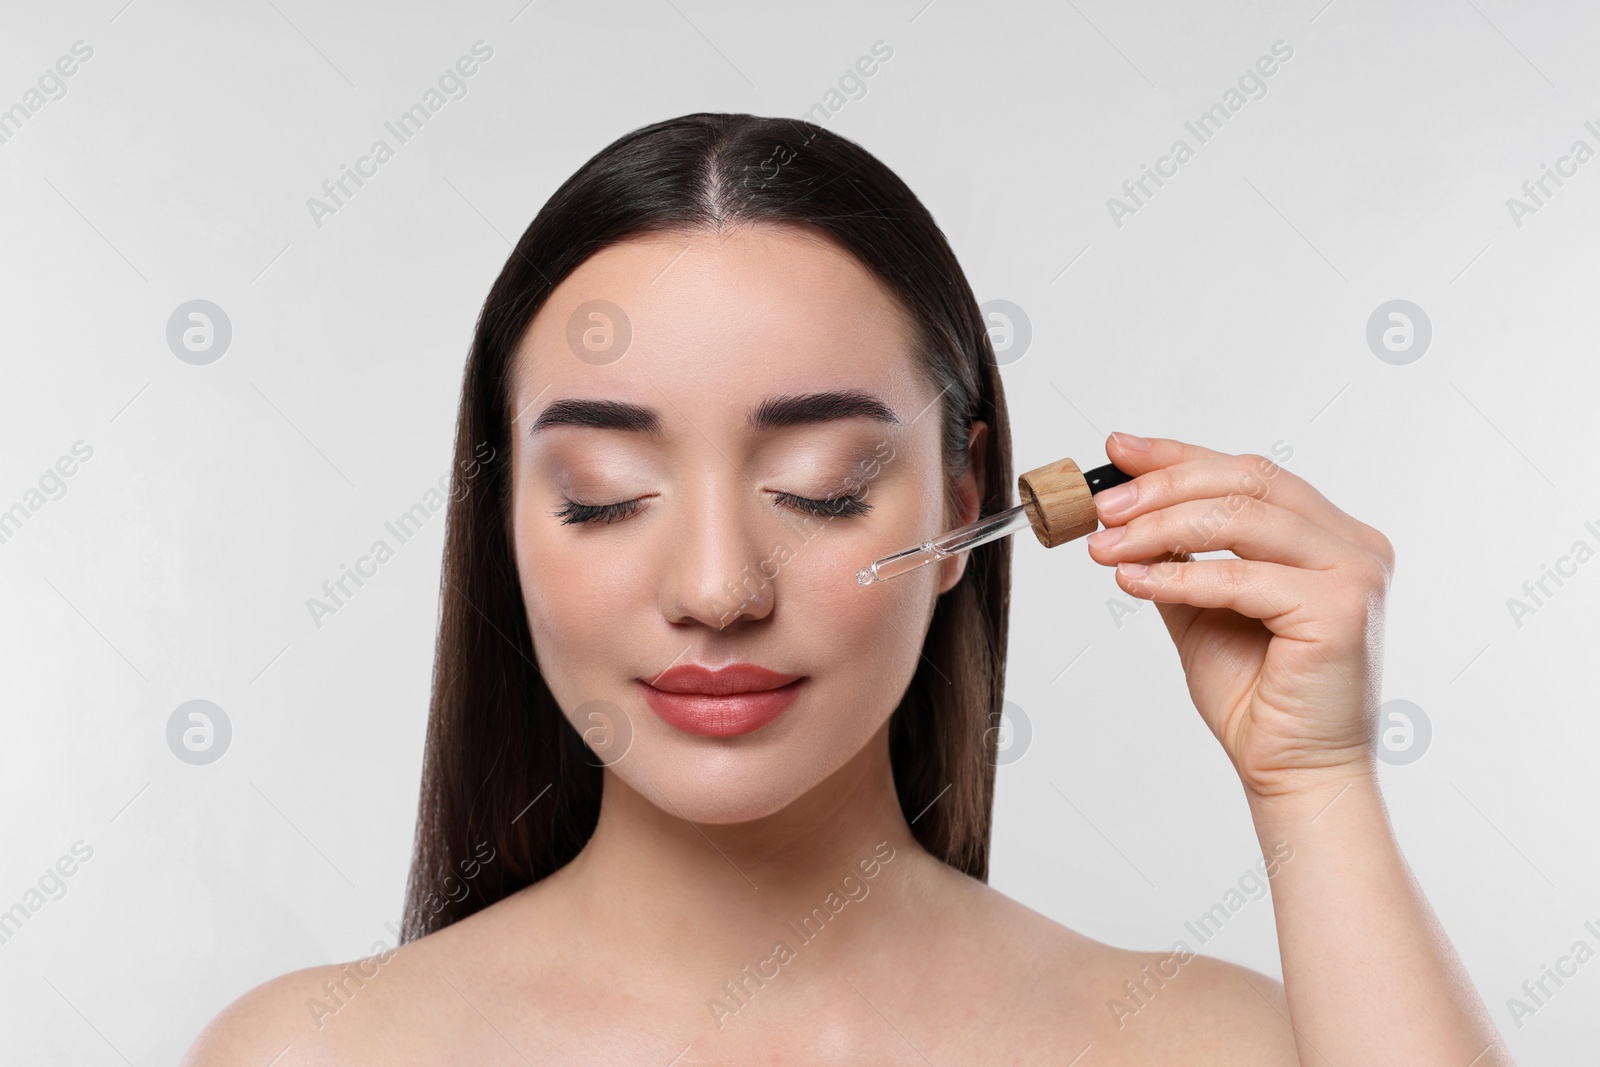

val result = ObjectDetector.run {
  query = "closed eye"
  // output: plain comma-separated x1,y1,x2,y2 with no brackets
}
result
771,491,872,519
552,497,645,526
553,491,872,527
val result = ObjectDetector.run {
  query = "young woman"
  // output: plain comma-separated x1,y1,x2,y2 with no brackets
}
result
184,113,1512,1064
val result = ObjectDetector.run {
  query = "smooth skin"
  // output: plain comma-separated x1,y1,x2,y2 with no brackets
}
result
182,227,1510,1065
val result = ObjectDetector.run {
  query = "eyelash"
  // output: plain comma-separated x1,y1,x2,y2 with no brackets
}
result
553,491,873,527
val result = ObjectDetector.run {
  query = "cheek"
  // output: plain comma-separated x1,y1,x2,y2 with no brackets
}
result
780,521,938,670
514,515,652,694
787,474,948,698
785,536,936,756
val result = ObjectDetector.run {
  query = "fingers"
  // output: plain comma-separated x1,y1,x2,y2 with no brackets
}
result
1101,433,1391,564
1112,555,1338,637
1087,495,1355,572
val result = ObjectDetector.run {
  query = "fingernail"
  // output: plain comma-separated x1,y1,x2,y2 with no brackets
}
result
1118,562,1149,578
1096,482,1137,514
1112,432,1150,451
1087,525,1126,549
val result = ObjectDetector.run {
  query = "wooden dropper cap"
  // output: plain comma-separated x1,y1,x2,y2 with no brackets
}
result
1017,457,1135,548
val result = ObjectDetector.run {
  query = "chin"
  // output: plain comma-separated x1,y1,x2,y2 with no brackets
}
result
627,764,812,825
615,745,833,825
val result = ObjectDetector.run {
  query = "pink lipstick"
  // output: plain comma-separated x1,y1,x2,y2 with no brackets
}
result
638,663,805,737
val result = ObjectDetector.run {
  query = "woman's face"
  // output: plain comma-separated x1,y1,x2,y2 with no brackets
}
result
508,225,984,824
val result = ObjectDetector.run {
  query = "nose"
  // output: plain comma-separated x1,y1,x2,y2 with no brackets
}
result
659,478,779,631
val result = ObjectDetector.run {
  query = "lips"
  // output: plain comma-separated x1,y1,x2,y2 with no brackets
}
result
647,663,802,695
638,663,805,737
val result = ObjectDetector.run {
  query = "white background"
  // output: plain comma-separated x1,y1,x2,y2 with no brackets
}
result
2,0,1596,1062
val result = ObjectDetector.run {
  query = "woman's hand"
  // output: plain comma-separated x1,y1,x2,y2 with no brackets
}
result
1083,432,1395,801
1081,434,1515,1064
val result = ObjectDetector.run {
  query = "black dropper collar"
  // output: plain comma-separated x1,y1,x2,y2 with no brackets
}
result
1083,461,1135,495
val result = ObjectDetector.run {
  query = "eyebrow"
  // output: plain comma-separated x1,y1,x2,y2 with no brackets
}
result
527,389,901,437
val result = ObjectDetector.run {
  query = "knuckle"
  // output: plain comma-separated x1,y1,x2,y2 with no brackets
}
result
1356,524,1396,582
1241,451,1292,502
1130,513,1166,554
1140,466,1175,507
1241,452,1278,486
1350,563,1388,604
1208,495,1261,550
1240,452,1290,502
1230,493,1267,525
1372,529,1396,566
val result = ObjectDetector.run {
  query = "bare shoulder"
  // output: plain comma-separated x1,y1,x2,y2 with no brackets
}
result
943,872,1299,1064
179,960,362,1067
179,869,584,1065
1085,942,1300,1064
179,899,524,1065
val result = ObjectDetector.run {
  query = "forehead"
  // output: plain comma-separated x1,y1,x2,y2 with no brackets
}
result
511,226,930,425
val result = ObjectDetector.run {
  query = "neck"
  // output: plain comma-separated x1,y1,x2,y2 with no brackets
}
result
550,721,939,992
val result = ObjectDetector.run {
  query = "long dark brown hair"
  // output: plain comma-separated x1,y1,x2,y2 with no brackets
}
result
401,112,1014,941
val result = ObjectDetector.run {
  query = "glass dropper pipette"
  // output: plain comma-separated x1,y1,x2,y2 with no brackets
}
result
856,458,1135,586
